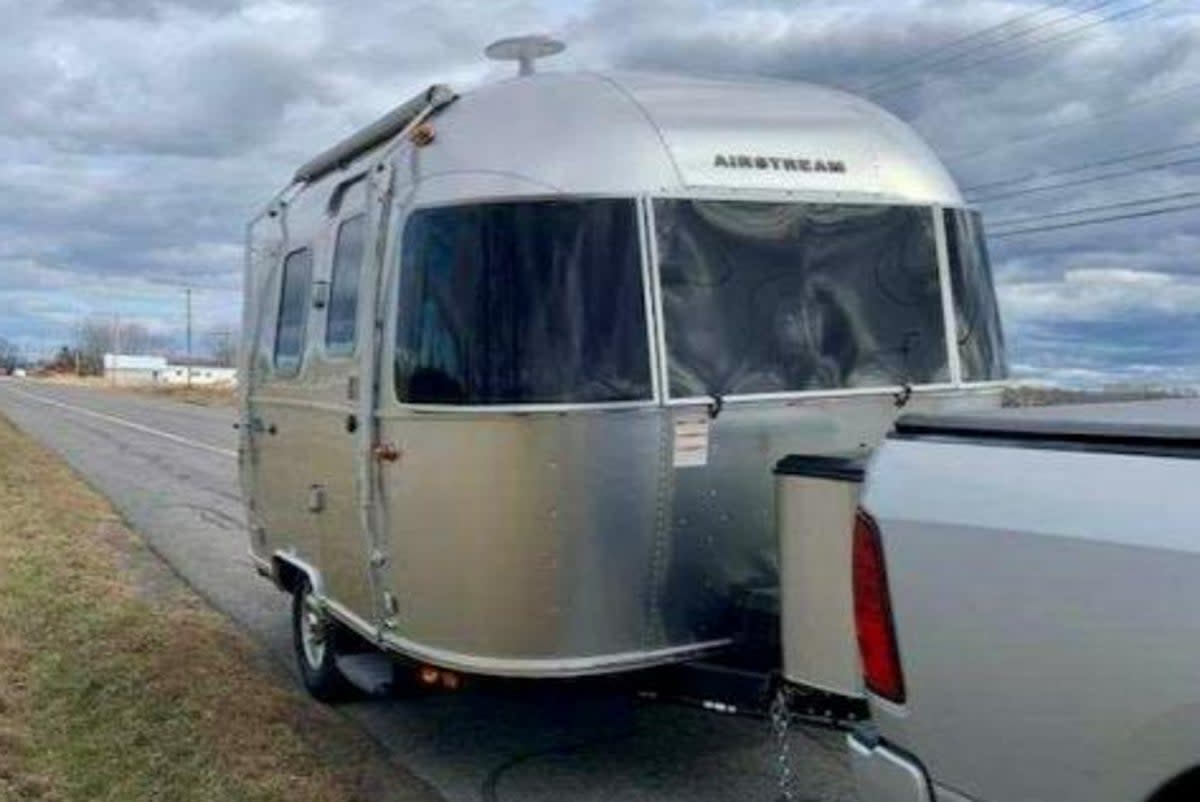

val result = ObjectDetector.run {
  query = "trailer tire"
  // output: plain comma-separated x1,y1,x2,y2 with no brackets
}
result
292,578,353,702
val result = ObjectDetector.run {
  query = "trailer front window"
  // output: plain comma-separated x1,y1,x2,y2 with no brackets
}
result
395,199,651,405
654,200,949,398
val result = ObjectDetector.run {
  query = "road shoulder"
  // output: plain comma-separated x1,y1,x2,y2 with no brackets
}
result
0,413,440,802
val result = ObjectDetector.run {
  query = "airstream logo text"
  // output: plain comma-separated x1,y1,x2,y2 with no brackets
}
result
713,154,847,173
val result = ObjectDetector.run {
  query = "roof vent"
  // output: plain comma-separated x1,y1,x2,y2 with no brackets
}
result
485,35,565,77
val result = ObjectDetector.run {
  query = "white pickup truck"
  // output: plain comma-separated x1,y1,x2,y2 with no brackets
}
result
847,398,1200,802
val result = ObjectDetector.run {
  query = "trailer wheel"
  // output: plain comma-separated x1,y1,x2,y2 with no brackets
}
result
292,578,353,702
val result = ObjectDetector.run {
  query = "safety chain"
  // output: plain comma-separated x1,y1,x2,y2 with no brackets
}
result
769,684,795,802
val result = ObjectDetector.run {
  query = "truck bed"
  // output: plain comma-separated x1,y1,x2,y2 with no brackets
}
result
854,396,1200,802
893,397,1200,457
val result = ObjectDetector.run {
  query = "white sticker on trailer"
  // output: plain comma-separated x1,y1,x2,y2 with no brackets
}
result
673,412,710,468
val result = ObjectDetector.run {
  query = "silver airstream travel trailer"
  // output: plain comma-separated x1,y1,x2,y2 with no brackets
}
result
240,37,1007,701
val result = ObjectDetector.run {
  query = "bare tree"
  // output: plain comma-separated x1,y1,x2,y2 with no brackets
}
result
73,318,169,375
50,346,76,373
120,323,153,354
0,337,18,373
74,319,111,375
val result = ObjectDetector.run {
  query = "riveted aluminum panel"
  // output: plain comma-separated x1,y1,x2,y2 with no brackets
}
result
362,388,1001,675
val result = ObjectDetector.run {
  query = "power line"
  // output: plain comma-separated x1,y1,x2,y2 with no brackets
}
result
945,78,1200,162
988,199,1200,237
962,140,1200,193
870,0,1169,99
970,154,1200,202
862,0,1121,95
898,0,1169,99
988,189,1200,227
855,1,1080,92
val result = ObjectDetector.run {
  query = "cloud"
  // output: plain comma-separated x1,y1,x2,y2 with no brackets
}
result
0,4,327,156
52,0,244,21
999,267,1200,388
1002,268,1200,323
0,0,1197,386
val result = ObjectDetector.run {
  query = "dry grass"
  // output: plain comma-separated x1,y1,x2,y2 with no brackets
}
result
0,417,434,802
125,383,236,408
1003,383,1198,407
23,375,235,407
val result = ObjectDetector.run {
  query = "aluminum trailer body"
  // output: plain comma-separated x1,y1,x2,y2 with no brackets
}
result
240,66,1008,682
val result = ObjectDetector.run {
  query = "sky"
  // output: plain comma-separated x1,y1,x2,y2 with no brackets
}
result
0,0,1197,385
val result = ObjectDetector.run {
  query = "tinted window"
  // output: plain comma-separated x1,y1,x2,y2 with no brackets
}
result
945,209,1007,381
326,214,365,355
655,200,948,397
274,248,312,373
395,199,650,405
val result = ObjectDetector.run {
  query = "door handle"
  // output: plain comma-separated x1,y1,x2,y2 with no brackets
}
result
345,414,358,433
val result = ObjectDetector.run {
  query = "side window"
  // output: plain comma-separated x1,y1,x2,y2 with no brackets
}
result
274,248,313,375
326,214,366,355
944,209,1007,381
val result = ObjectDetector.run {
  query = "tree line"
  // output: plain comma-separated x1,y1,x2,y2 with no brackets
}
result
23,319,239,376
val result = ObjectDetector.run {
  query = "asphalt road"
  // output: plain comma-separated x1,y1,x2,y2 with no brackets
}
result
0,378,857,802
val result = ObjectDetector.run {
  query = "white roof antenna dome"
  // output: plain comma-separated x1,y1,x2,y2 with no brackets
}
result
485,34,565,77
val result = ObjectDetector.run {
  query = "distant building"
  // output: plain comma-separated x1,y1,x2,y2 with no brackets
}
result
160,362,237,387
103,353,168,386
102,353,236,387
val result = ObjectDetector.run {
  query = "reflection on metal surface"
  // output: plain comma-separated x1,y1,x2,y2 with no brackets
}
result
366,390,1002,672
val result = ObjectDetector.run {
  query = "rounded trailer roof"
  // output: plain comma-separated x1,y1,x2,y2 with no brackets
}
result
405,70,964,206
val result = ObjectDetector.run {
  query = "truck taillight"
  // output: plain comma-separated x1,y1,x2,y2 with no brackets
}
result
852,509,906,704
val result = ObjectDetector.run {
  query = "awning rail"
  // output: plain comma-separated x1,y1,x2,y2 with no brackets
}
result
292,84,457,184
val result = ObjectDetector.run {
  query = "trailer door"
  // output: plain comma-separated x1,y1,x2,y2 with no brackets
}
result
310,178,378,625
251,245,322,566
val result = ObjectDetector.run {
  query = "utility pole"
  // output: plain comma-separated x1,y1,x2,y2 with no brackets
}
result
185,288,192,388
210,328,234,367
112,314,120,386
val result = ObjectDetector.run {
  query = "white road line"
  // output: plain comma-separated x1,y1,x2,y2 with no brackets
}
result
0,384,237,459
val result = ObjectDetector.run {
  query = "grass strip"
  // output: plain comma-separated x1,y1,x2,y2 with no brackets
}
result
0,416,430,802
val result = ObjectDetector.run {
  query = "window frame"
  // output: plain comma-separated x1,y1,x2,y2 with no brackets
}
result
273,246,313,377
390,195,659,412
648,191,980,406
382,191,1007,414
942,206,1008,383
324,212,367,359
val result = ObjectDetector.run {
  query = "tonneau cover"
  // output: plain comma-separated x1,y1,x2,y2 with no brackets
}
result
894,397,1200,456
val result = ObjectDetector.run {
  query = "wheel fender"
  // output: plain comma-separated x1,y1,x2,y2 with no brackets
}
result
271,552,325,598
